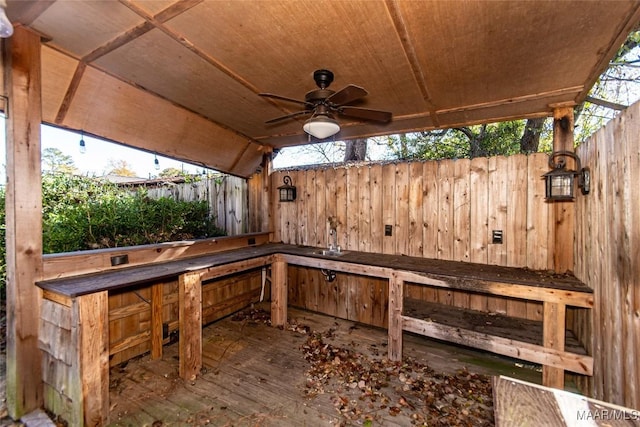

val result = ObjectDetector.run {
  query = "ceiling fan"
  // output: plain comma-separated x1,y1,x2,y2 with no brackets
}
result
259,69,392,139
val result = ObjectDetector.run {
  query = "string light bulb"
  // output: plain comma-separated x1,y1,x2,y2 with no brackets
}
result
154,154,160,170
79,132,86,154
0,0,13,38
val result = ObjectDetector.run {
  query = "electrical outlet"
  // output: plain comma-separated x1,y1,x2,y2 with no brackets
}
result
385,225,393,236
110,254,129,266
492,230,503,244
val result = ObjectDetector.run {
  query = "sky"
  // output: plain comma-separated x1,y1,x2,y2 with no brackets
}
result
0,119,217,179
0,117,380,177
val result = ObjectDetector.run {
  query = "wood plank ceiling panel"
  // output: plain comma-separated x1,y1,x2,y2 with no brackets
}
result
40,47,79,124
4,0,640,176
129,0,180,16
92,28,267,137
165,0,423,136
30,1,144,57
402,0,639,113
61,65,254,175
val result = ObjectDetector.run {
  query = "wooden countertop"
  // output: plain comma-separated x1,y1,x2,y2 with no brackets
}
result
37,243,592,298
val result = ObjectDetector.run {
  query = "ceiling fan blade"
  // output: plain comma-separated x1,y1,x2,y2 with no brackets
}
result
259,93,311,107
326,84,368,106
338,106,392,123
265,110,312,124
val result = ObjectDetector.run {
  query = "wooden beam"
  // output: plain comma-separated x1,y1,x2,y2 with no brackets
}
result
388,273,403,361
2,26,44,418
551,107,575,274
42,232,270,280
74,292,109,426
403,314,591,376
542,301,567,388
179,272,202,381
151,283,164,360
396,270,593,308
270,256,288,327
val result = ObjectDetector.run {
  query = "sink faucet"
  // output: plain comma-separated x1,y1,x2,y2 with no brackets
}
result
328,227,339,252
327,216,340,253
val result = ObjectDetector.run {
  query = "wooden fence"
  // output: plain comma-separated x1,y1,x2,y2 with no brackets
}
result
268,153,556,324
144,174,248,235
272,154,554,269
574,101,640,409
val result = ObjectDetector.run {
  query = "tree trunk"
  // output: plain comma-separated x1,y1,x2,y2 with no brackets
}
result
344,138,368,162
520,117,546,153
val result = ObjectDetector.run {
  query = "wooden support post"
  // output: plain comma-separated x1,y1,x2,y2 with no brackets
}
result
179,272,202,381
72,292,109,426
263,151,275,241
151,283,164,359
542,301,566,388
388,273,403,361
3,27,44,418
271,257,288,327
551,107,575,273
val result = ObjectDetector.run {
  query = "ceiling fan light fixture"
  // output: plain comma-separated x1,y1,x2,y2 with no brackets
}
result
303,115,340,139
0,0,13,38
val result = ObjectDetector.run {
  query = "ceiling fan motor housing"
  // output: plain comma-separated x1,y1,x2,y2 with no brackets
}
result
313,69,334,89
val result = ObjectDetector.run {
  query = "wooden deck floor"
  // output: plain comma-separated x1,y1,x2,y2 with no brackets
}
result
106,304,550,427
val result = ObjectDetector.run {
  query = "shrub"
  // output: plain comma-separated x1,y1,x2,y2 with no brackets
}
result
0,174,227,296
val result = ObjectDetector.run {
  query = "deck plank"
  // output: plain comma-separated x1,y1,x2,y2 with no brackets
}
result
107,306,555,426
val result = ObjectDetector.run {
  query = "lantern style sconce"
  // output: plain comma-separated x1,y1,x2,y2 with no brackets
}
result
542,151,590,202
278,175,297,202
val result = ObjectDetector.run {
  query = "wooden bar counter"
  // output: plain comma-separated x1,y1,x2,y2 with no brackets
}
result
37,242,593,426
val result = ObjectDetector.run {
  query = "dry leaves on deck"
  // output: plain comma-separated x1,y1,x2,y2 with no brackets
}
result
232,308,494,426
301,330,494,426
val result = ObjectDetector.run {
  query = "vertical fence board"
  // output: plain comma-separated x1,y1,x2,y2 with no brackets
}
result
305,170,317,247
423,161,439,260
369,164,383,254
395,163,410,255
527,154,550,270
346,167,359,251
453,159,471,263
408,162,424,258
382,164,396,254
315,168,327,248
335,168,348,250
358,166,371,253
437,160,454,260
325,168,337,247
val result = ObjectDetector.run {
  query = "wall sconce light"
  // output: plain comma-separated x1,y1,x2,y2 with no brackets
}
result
542,151,590,202
278,175,296,202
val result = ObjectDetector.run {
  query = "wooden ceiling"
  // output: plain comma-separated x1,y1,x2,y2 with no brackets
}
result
3,0,640,177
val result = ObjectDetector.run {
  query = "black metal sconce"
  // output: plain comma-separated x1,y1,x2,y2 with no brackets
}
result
278,175,297,202
542,151,590,202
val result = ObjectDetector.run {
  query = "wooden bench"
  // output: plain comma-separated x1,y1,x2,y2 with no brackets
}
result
36,242,593,425
273,248,593,389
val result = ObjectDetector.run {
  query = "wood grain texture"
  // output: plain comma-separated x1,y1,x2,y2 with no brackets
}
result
179,272,202,381
573,100,640,408
3,26,44,419
75,292,109,426
494,376,640,427
268,156,554,321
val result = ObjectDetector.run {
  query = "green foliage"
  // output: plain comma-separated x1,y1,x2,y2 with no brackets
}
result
0,174,226,294
42,147,78,174
41,173,225,252
382,120,553,161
